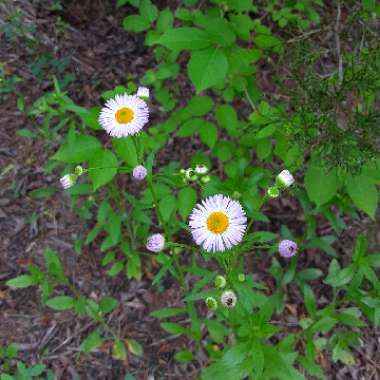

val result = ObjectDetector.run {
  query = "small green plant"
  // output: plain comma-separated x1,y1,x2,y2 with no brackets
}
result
7,248,143,361
8,0,380,377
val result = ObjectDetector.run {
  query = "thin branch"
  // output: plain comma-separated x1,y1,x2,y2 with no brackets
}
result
335,1,343,86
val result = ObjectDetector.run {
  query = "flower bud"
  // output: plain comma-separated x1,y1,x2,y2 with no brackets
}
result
267,186,280,198
75,165,85,176
146,234,165,253
195,165,208,175
276,170,295,189
238,273,245,282
60,173,77,190
200,175,210,184
185,168,198,181
136,86,149,99
214,275,226,288
205,296,218,310
278,239,298,258
133,165,147,181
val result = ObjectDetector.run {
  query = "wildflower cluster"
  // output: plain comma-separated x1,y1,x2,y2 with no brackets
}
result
267,170,295,199
180,165,210,184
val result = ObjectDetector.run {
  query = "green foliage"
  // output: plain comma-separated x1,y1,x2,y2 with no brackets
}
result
12,0,380,377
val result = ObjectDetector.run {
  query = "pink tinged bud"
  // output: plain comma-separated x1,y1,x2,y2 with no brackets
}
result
133,165,147,181
279,239,298,258
59,174,77,189
146,234,165,252
276,170,295,188
137,86,149,98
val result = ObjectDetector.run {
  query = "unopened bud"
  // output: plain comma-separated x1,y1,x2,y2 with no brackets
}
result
205,296,218,310
214,275,226,288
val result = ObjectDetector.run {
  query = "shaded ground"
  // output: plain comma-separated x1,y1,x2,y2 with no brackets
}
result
0,1,379,379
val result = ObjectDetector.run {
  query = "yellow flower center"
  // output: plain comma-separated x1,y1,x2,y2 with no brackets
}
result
115,107,134,124
207,211,229,234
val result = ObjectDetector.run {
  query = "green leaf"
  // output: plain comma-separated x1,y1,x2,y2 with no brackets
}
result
304,163,339,206
263,346,305,380
127,338,143,356
108,261,124,276
157,27,212,50
6,274,35,289
80,329,103,353
99,296,118,314
324,264,354,288
199,121,218,148
156,8,174,32
52,134,102,164
202,343,250,380
230,14,254,41
204,320,228,343
81,106,101,130
177,187,197,220
177,118,204,137
113,339,127,360
185,95,214,116
215,105,238,131
89,149,119,190
139,0,158,23
113,137,138,167
250,339,264,378
160,322,187,335
158,194,177,222
29,187,56,199
346,174,378,219
175,350,193,363
256,124,276,139
150,307,186,318
46,296,74,311
188,47,228,93
227,0,252,12
254,34,282,51
123,15,151,32
44,248,65,281
203,18,236,47
303,285,317,317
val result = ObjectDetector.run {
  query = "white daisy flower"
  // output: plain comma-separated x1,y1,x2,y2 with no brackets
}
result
189,194,247,253
136,86,149,98
99,94,149,138
60,174,77,189
221,290,237,308
276,170,295,188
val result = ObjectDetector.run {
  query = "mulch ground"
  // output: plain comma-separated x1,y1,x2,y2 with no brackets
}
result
0,1,379,379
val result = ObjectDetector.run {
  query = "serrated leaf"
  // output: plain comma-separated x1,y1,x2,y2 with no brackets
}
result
52,135,101,164
305,162,339,206
188,47,228,93
89,149,119,190
346,174,378,219
177,187,197,220
158,194,177,222
199,121,218,148
157,27,212,50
